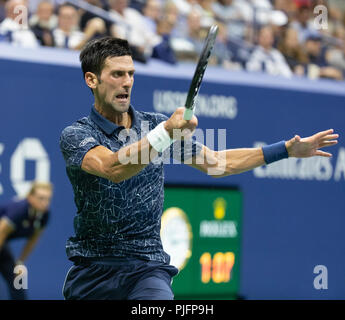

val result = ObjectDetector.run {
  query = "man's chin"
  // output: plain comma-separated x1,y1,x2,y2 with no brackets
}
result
112,102,130,113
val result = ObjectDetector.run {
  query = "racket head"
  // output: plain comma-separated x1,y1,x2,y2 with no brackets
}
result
184,24,219,113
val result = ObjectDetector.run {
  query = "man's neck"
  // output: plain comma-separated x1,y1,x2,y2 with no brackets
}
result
94,104,132,129
60,27,71,35
260,45,272,53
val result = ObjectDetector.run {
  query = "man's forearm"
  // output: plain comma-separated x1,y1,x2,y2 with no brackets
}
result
18,231,42,263
190,146,266,177
101,137,159,183
215,147,266,177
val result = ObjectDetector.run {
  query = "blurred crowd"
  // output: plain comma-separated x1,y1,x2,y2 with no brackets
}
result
1,0,345,81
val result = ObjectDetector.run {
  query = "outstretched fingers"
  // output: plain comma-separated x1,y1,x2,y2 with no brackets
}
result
315,129,334,139
318,140,338,148
319,133,339,141
315,150,333,157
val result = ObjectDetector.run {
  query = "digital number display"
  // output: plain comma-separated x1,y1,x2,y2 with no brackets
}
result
162,186,242,299
200,252,235,284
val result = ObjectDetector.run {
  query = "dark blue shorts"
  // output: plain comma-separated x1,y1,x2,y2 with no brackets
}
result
62,257,179,300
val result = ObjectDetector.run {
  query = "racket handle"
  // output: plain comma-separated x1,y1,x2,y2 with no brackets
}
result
183,108,194,120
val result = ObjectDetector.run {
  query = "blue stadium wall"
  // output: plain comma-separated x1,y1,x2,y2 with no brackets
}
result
0,44,344,299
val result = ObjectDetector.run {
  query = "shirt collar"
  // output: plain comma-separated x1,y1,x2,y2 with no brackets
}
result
90,105,138,135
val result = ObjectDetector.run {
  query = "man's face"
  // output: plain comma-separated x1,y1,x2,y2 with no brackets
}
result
144,0,161,20
28,188,52,212
259,27,274,50
58,6,77,32
109,0,128,13
37,2,53,22
94,55,135,114
188,11,201,32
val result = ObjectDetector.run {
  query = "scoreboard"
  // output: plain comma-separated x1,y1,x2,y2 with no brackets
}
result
161,185,242,299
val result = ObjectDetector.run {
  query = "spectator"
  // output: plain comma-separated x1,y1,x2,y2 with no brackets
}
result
0,0,39,48
129,0,146,12
29,0,57,46
109,0,158,62
142,0,162,33
290,5,316,43
326,1,344,37
172,0,199,16
214,22,243,69
246,25,293,77
212,0,236,22
171,7,203,61
74,17,109,50
52,4,84,49
278,27,309,75
79,0,109,32
212,0,249,39
304,32,343,80
152,15,177,64
274,0,297,20
197,0,217,28
326,26,345,72
164,0,180,32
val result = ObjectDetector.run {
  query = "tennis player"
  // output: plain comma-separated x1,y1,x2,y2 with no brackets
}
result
0,181,53,300
60,37,338,300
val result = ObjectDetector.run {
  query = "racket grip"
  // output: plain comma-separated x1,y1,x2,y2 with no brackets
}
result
183,108,194,120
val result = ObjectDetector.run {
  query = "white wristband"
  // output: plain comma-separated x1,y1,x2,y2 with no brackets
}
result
147,121,174,153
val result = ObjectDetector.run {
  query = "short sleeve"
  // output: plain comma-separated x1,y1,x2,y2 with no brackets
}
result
4,200,27,230
59,125,100,168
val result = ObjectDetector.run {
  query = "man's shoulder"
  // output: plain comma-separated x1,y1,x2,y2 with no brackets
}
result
60,116,93,136
59,116,100,149
4,198,28,215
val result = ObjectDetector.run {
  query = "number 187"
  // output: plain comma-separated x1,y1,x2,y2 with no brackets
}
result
200,252,235,284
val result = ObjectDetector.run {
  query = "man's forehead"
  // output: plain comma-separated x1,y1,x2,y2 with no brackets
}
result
104,55,134,70
35,188,52,195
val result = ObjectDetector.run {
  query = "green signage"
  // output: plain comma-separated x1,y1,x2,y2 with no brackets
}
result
161,186,242,299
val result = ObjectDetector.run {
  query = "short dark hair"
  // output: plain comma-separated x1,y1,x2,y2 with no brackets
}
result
79,37,132,79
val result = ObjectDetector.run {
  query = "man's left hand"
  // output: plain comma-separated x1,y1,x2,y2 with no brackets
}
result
286,129,339,158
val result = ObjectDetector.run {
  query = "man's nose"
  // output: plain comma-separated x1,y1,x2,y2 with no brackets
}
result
123,73,133,87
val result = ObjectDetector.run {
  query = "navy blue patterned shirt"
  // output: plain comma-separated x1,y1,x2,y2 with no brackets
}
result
59,106,201,263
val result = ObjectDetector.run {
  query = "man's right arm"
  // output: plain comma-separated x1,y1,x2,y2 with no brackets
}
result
81,136,157,183
76,107,198,183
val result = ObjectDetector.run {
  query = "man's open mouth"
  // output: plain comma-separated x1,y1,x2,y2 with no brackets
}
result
116,94,129,100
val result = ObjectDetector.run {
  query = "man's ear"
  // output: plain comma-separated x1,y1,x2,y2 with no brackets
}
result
85,72,99,90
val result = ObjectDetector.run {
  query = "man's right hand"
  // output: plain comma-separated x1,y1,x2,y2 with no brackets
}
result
164,107,198,139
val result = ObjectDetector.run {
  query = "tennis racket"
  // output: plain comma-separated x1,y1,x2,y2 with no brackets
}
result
183,24,219,120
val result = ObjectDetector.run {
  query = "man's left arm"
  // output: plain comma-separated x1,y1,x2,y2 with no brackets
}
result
188,129,339,177
17,229,44,265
